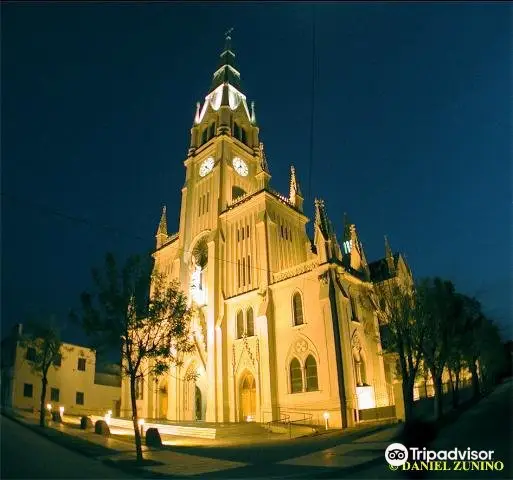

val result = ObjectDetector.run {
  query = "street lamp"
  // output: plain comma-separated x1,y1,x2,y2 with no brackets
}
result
138,418,145,438
46,403,52,412
323,411,330,430
59,406,65,417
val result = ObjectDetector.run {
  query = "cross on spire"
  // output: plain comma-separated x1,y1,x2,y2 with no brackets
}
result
224,27,234,52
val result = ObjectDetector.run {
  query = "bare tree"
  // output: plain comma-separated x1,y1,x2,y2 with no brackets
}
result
72,253,194,463
372,280,424,424
20,319,63,427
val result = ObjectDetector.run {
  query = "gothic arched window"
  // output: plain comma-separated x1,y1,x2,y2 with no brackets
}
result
290,358,303,393
241,128,247,145
292,292,304,326
305,355,318,392
201,128,208,145
246,308,254,337
208,122,215,140
236,310,244,339
232,186,246,201
233,122,241,140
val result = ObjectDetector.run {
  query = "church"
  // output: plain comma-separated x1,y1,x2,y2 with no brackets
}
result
121,34,410,429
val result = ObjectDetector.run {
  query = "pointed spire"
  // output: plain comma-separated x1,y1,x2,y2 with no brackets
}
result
289,165,304,211
289,165,297,201
211,30,241,91
194,101,201,124
314,198,330,237
259,142,269,173
343,212,352,243
156,205,168,249
250,101,257,124
384,235,393,259
384,235,396,274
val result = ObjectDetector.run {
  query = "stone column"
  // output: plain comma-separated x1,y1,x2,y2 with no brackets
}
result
205,237,218,422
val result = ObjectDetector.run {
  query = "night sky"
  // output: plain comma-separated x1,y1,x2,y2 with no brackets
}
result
2,2,512,345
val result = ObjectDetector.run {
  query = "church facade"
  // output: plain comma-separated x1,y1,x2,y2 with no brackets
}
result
121,35,406,428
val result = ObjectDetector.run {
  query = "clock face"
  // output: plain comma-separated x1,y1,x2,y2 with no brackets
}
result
232,157,248,177
199,157,215,177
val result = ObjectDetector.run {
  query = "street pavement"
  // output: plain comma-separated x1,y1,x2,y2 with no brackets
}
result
2,380,510,479
337,378,513,479
0,415,134,479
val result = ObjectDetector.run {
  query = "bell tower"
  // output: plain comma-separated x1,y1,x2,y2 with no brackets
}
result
178,31,267,258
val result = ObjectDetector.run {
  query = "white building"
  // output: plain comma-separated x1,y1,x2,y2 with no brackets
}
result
1,324,121,416
121,34,410,428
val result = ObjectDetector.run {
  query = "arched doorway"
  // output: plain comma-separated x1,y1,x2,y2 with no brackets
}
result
239,372,256,422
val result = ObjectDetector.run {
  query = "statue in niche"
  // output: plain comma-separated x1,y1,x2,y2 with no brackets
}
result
190,254,202,291
189,238,208,305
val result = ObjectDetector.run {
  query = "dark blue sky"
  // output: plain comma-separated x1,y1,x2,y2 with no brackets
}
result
2,3,512,342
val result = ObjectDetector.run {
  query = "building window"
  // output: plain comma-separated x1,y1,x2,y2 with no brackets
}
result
241,128,247,145
51,388,60,402
290,358,303,393
23,383,33,398
246,225,250,238
208,122,215,140
242,258,246,285
201,128,208,145
237,260,241,288
76,391,84,405
236,310,244,339
26,347,36,362
247,255,251,284
292,292,304,326
305,355,319,392
246,308,254,337
53,354,62,367
135,377,144,400
77,358,86,371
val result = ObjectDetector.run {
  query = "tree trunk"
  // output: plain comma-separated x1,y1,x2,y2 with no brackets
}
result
402,376,415,424
398,351,415,424
130,375,143,463
454,371,460,407
431,369,444,421
448,369,456,409
469,360,480,399
39,375,48,427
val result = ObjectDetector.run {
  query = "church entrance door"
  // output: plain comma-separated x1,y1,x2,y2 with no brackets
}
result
239,373,256,422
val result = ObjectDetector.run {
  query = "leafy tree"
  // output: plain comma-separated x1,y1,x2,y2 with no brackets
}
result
372,280,424,424
477,318,505,393
20,319,63,427
415,278,461,421
447,294,484,404
72,253,194,463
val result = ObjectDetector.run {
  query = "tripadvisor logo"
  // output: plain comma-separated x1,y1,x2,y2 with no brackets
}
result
384,443,505,473
385,443,409,466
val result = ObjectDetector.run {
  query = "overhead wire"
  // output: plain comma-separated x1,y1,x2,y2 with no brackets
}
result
1,191,327,287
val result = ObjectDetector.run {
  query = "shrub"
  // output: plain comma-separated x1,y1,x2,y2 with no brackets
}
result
145,427,162,447
80,416,93,429
94,419,110,436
